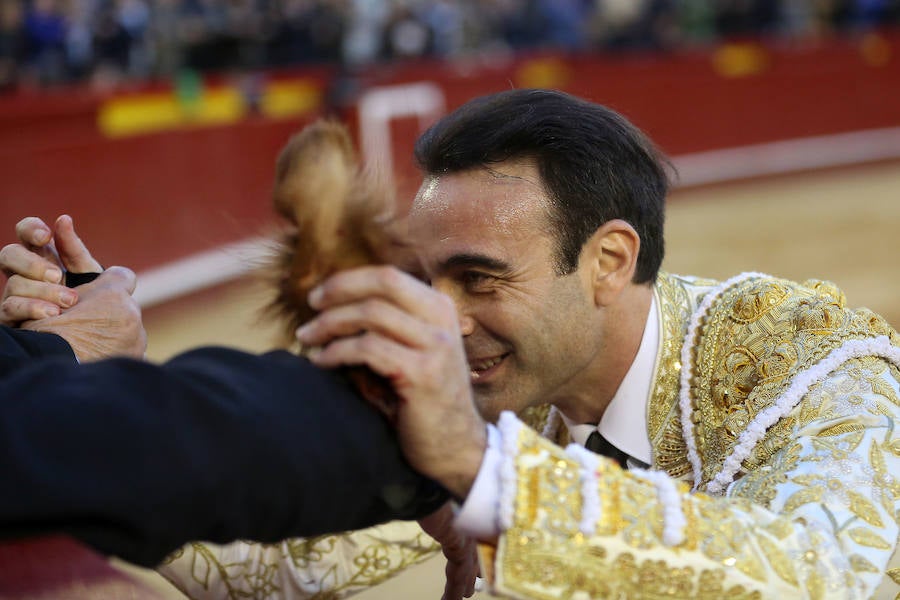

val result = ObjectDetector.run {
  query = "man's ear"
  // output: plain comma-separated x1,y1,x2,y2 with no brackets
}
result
580,219,640,306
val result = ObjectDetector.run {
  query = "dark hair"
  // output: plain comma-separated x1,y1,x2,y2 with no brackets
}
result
414,89,669,284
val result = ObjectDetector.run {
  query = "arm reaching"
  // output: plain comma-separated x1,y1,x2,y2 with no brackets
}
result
0,334,446,567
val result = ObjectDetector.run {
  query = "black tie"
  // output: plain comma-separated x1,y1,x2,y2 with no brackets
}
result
584,430,630,468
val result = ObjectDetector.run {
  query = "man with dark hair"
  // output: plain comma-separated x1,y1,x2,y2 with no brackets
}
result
4,89,900,598
296,89,900,598
414,88,667,283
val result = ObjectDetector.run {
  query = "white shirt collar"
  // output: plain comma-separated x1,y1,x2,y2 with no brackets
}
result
560,294,658,465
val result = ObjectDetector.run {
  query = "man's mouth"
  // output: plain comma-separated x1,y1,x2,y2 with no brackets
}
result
469,353,509,381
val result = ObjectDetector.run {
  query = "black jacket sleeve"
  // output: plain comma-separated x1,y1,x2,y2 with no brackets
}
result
0,326,76,363
0,328,445,567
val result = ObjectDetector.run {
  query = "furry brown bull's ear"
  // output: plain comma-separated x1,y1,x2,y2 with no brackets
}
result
264,118,412,414
265,119,408,347
272,119,357,233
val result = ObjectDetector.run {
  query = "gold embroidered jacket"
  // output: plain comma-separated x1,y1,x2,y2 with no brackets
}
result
157,272,900,599
486,272,900,599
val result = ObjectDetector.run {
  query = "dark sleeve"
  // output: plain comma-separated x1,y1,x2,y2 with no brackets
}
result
0,325,76,365
0,345,445,567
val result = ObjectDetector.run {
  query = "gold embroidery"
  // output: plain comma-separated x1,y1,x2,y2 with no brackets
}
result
505,431,787,592
730,442,801,508
648,273,709,480
695,570,763,600
518,404,553,434
818,422,865,436
686,274,900,489
846,489,885,527
498,538,765,600
493,389,900,598
847,527,892,550
757,534,798,585
730,283,791,324
782,486,825,513
806,569,826,600
848,553,880,573
870,433,900,522
888,566,900,584
647,273,693,443
160,525,438,600
802,279,847,308
811,430,865,458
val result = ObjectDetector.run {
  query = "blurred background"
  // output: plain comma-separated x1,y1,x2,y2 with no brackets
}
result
1,0,899,597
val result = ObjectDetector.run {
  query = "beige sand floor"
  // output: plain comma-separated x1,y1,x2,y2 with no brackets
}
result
134,160,900,598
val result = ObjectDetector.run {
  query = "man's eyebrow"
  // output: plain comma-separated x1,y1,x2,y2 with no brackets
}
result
438,253,510,273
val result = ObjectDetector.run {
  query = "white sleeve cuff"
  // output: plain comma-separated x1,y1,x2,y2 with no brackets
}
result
453,423,501,539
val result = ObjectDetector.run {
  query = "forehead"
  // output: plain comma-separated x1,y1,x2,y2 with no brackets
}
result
409,161,553,252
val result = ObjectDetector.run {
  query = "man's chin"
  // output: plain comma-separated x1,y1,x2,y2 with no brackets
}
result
473,395,502,424
473,388,519,424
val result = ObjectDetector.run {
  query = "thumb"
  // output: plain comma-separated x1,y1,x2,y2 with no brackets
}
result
54,215,102,273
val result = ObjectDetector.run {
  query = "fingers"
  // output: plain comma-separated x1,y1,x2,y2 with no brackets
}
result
419,503,479,600
299,266,460,358
0,243,63,282
0,295,61,324
14,216,62,267
297,297,433,349
305,329,418,378
3,274,77,307
439,526,472,563
441,540,479,600
15,217,52,247
54,214,102,273
310,265,451,323
303,323,465,389
0,218,74,326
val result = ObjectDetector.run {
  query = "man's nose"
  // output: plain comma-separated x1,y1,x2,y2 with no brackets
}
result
457,312,475,337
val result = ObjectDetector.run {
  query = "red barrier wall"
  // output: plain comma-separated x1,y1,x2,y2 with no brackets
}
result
1,31,898,273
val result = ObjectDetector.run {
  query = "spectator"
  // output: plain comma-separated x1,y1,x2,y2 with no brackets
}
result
23,0,67,84
92,3,132,82
382,3,432,59
147,0,182,76
0,0,26,89
1,0,900,91
116,0,150,76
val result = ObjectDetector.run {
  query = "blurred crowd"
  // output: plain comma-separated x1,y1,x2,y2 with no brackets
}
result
1,0,898,91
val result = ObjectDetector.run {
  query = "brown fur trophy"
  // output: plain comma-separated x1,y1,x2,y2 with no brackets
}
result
267,119,414,415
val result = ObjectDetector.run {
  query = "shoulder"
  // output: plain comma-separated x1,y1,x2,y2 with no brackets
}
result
682,272,899,488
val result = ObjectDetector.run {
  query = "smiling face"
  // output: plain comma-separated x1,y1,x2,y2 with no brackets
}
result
409,160,609,422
